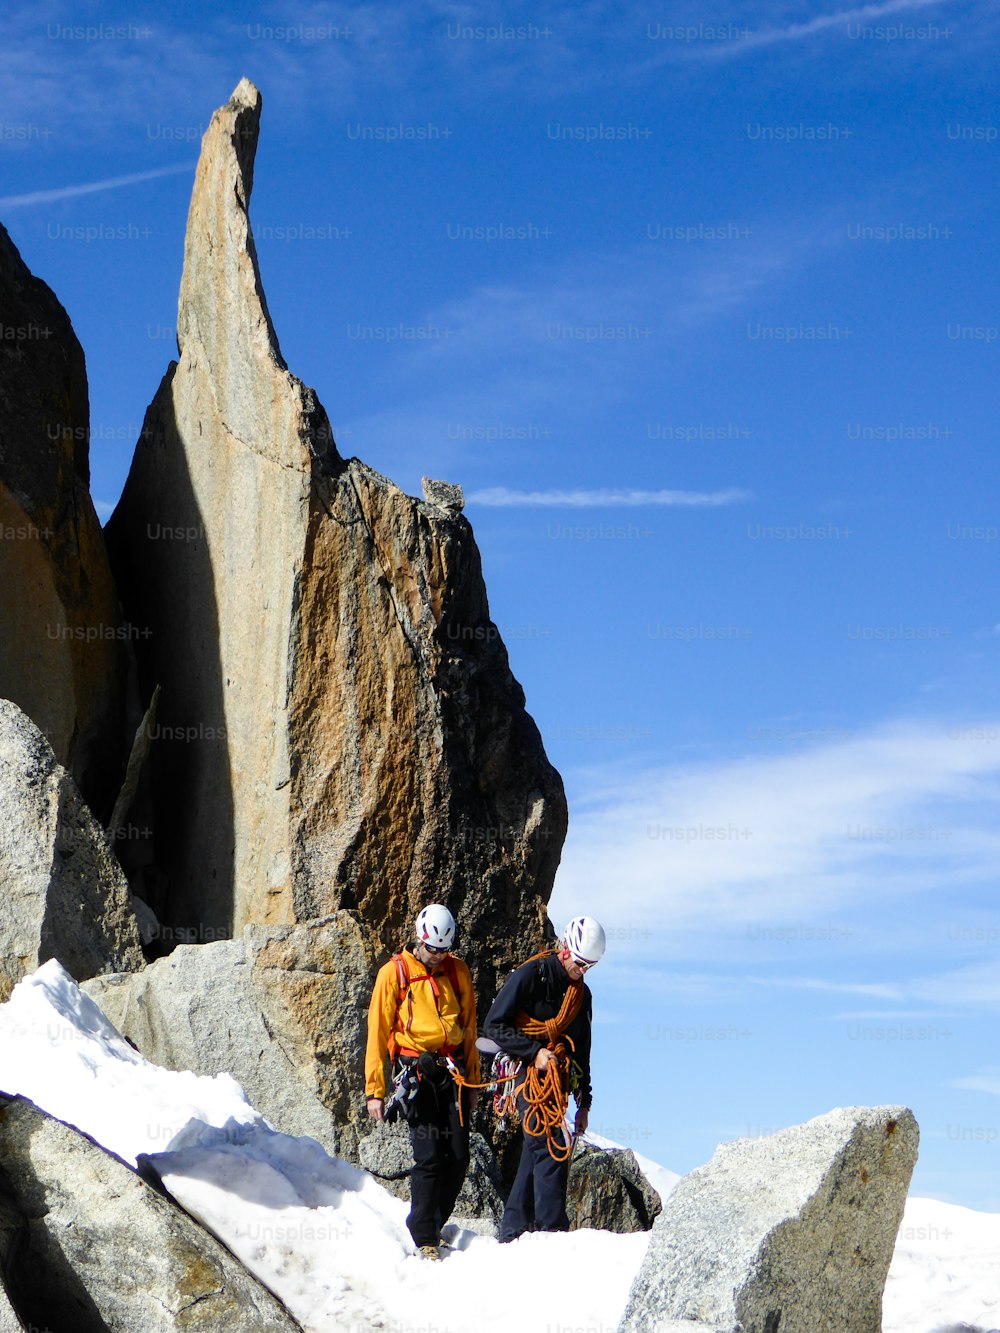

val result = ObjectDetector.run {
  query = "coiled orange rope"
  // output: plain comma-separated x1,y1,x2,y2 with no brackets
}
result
448,954,585,1158
510,979,584,1161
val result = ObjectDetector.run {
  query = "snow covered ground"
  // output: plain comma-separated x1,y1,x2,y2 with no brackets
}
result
0,960,995,1333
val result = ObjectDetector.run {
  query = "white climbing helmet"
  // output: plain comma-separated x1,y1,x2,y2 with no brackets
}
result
563,916,606,968
415,904,457,950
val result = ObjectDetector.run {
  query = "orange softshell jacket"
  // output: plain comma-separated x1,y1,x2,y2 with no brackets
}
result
365,949,481,1100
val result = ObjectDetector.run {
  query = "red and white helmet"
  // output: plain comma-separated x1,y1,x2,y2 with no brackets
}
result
563,916,606,968
415,904,457,949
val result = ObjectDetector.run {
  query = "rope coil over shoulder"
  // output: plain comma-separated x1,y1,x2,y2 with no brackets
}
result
512,973,584,1162
447,948,585,1159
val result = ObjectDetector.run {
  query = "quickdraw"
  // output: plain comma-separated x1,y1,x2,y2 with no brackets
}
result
490,1053,522,1131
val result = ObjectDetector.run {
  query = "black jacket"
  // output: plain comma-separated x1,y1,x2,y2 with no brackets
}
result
484,953,593,1109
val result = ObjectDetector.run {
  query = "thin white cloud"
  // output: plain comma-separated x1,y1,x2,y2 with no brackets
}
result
466,486,750,508
551,718,1000,940
704,0,946,55
912,961,1000,1008
953,1068,1000,1097
748,976,904,1000
0,163,196,210
835,1008,959,1019
749,963,1000,1012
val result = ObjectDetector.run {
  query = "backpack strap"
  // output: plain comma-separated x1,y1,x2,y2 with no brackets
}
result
442,954,460,998
387,955,409,1061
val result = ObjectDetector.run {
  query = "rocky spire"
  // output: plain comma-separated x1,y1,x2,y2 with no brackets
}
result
106,80,566,994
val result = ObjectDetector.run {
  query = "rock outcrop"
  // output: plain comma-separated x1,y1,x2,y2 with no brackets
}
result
0,1185,24,1332
619,1105,918,1333
567,1143,662,1233
104,79,566,995
0,1096,302,1331
0,222,127,820
0,699,143,999
0,1291,20,1332
84,913,378,1162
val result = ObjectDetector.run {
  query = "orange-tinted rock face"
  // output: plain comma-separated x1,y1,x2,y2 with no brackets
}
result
107,81,565,995
0,223,128,819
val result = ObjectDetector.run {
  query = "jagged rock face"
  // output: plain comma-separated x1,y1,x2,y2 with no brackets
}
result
105,79,566,995
291,459,566,999
0,223,127,819
567,1144,662,1233
0,1096,303,1332
84,914,378,1163
619,1105,919,1333
0,699,143,999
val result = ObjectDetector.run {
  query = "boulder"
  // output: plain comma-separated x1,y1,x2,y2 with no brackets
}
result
567,1143,662,1233
619,1105,918,1333
0,699,143,999
84,913,377,1162
0,1096,302,1331
0,221,127,819
104,79,566,998
0,1290,21,1332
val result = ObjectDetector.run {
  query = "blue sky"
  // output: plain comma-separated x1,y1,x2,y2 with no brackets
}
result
3,0,1000,1209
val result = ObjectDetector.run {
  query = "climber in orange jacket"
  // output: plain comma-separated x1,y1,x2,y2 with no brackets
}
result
365,904,480,1260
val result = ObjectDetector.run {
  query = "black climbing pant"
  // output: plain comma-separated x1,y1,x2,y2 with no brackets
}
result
404,1063,471,1248
499,1087,571,1241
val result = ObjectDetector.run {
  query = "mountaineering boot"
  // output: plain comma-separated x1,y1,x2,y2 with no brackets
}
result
418,1245,440,1261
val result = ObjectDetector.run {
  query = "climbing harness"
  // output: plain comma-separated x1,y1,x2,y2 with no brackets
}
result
384,1060,421,1124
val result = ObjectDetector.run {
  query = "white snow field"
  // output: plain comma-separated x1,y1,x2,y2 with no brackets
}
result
0,960,994,1333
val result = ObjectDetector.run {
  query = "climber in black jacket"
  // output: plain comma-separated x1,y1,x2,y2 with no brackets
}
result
484,916,606,1242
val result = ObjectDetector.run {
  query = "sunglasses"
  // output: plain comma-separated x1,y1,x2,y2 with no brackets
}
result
422,942,450,955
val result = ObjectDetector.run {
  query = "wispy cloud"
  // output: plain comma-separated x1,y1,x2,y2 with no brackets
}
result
736,0,945,52
340,227,814,486
0,6,360,146
954,1068,1000,1096
750,976,904,1000
466,486,750,508
661,0,952,65
0,163,196,210
751,961,1000,1012
911,961,1000,1008
551,718,1000,942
